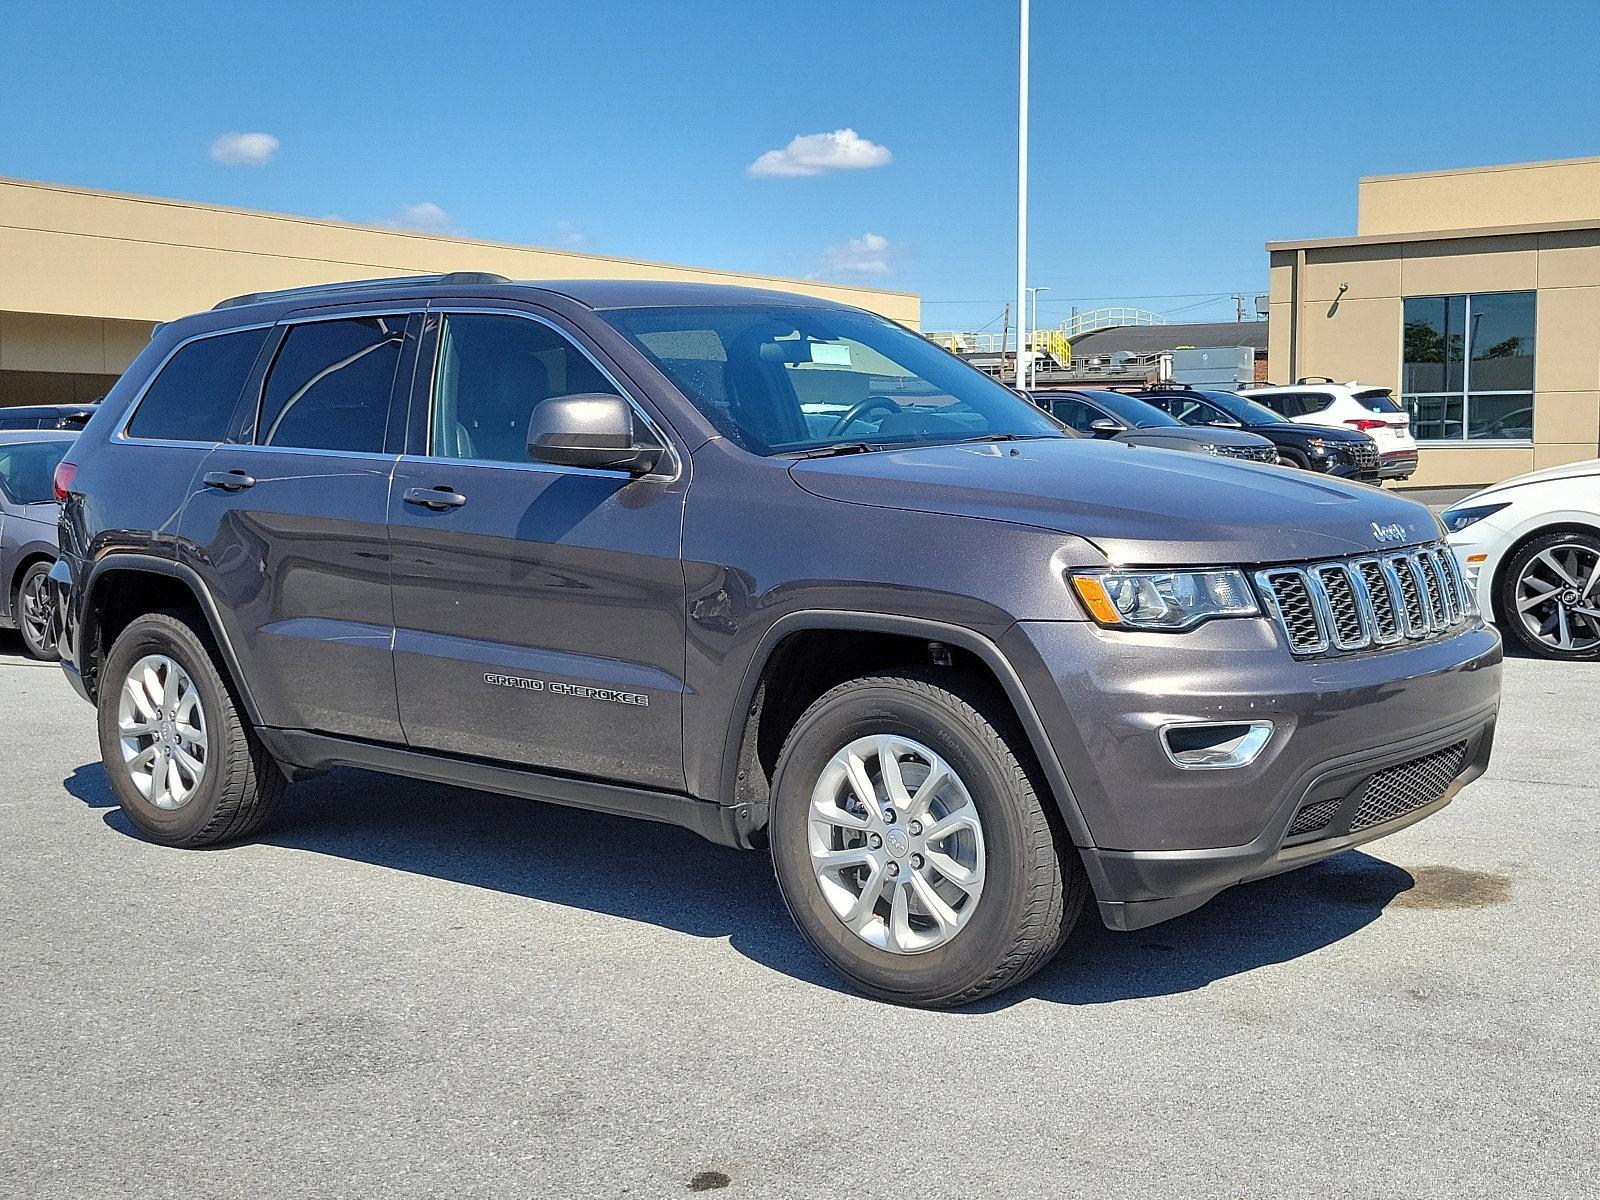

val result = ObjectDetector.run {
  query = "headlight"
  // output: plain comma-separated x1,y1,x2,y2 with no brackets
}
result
1441,502,1509,533
1070,569,1260,630
1305,438,1328,455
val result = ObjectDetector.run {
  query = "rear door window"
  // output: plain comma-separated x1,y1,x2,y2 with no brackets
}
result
126,327,270,442
255,316,406,453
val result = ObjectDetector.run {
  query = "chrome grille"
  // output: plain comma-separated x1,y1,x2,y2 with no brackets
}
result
1351,741,1468,831
1216,444,1277,464
1256,543,1475,658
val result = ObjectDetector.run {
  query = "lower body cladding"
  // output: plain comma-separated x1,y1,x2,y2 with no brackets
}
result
1002,618,1502,930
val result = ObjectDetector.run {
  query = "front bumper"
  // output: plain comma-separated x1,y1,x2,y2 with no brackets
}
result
1001,618,1502,930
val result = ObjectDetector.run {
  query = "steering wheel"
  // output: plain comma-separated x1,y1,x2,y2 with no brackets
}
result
827,395,903,437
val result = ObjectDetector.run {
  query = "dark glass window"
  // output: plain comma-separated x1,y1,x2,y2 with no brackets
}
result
1048,396,1108,434
430,314,618,464
1402,291,1533,442
127,328,269,442
256,317,405,453
0,439,72,504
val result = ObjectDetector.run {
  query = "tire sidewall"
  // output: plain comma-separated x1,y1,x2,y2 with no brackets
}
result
770,681,1042,1003
17,561,58,661
1498,531,1600,661
97,615,233,843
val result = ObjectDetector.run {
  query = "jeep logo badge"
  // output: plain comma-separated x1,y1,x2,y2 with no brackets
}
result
1371,521,1407,544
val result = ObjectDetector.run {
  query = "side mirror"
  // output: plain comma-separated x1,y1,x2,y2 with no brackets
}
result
1208,417,1243,428
1088,418,1126,438
527,392,665,475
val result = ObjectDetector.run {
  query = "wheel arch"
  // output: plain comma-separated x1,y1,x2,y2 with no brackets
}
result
79,554,262,724
718,611,1099,856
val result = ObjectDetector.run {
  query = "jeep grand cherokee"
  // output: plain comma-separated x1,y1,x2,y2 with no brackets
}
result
49,274,1501,1006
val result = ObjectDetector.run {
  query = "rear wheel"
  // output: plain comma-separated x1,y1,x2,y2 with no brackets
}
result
1498,531,1600,660
15,561,58,661
769,671,1084,1007
97,611,284,846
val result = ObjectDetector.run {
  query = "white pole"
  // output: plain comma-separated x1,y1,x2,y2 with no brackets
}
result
1015,0,1029,388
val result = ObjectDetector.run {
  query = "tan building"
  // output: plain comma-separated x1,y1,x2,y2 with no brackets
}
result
1268,156,1600,489
0,176,918,408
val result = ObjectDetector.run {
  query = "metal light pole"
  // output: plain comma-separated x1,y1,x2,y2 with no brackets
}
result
1026,285,1049,385
1015,0,1029,389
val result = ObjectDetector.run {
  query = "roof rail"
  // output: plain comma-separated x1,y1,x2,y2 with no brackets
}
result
1294,375,1334,385
213,271,512,311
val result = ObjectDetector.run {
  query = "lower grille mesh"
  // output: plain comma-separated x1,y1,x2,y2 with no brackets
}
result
1350,741,1468,832
1286,797,1344,837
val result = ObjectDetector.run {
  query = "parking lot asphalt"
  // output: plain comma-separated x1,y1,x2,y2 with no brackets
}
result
3,631,1595,1199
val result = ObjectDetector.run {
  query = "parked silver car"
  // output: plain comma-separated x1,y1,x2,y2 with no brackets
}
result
0,430,74,659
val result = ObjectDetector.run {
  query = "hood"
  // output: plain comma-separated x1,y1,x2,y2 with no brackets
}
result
1122,426,1272,449
790,438,1440,566
1461,457,1600,503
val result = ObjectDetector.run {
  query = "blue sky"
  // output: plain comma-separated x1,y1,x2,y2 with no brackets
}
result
4,1,1599,332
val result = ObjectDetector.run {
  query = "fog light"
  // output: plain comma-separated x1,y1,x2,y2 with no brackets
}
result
1160,721,1274,770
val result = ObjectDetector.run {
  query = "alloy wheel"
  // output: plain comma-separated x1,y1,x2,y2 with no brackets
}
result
19,569,54,655
807,734,986,954
1514,543,1600,654
118,654,208,809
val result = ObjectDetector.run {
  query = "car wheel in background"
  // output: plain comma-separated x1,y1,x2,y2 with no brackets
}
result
97,611,284,846
16,560,59,661
1277,448,1310,470
769,670,1085,1007
1497,530,1600,661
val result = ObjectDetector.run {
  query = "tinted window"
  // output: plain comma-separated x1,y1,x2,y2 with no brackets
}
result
1402,291,1534,442
1078,391,1183,429
606,305,1062,455
256,317,405,453
1048,396,1110,433
1354,389,1403,414
127,328,269,442
430,314,618,464
0,439,72,505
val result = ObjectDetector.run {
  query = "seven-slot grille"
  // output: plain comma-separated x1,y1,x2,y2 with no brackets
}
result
1256,543,1473,657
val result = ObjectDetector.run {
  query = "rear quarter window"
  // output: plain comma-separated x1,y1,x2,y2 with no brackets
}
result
126,328,271,442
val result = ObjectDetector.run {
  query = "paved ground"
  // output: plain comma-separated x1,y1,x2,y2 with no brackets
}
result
2,631,1595,1199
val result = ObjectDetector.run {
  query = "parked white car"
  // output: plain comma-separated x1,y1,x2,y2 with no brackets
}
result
1443,459,1600,660
1240,379,1419,482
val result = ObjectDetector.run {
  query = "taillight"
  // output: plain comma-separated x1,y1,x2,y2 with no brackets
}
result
1345,418,1387,431
52,461,78,502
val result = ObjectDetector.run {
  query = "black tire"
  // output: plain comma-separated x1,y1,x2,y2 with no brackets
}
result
1276,448,1310,470
97,611,284,846
15,560,58,661
1496,530,1600,661
769,670,1086,1007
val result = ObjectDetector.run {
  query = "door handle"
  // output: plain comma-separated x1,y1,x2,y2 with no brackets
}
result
202,470,256,492
403,486,467,510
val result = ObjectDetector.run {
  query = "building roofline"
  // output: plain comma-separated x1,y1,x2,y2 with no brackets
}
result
0,174,917,302
1266,216,1600,253
1358,154,1600,185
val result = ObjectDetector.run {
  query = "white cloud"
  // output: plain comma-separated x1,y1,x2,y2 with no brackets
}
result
381,202,457,234
551,220,588,250
821,232,892,275
209,131,280,166
748,128,892,178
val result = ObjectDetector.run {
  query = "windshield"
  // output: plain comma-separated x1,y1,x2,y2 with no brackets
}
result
604,305,1066,455
1079,390,1184,429
1153,389,1288,427
0,438,71,505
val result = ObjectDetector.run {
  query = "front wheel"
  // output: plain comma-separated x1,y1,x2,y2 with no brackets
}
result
769,671,1085,1007
16,560,60,661
1498,531,1600,660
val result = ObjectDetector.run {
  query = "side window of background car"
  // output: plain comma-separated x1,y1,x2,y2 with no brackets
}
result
126,327,271,442
1048,397,1103,433
429,313,620,464
255,316,406,453
1301,393,1334,415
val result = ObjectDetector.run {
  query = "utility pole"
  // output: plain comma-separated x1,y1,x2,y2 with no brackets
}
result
1015,0,1029,388
999,303,1010,381
1233,293,1246,322
1026,286,1049,385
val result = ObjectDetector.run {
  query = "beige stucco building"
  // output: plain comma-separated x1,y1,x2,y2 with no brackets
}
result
1268,156,1600,489
0,176,918,408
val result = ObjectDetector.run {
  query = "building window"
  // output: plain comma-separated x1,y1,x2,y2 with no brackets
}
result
1402,291,1535,443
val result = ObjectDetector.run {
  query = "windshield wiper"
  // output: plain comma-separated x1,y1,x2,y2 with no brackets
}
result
782,442,880,459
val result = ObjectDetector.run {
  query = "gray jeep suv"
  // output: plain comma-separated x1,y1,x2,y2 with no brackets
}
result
51,274,1501,1006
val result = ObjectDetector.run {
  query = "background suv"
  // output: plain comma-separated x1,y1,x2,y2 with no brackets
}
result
1136,385,1381,483
52,274,1500,1007
1241,380,1418,482
1031,388,1278,463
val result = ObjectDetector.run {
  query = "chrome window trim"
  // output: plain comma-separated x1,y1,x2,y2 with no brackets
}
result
414,304,683,484
112,321,276,450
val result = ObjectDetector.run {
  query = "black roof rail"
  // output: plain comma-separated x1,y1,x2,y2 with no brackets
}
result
1295,375,1334,385
213,271,512,311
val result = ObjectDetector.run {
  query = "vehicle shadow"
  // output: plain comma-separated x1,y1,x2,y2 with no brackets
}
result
63,762,1415,1008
